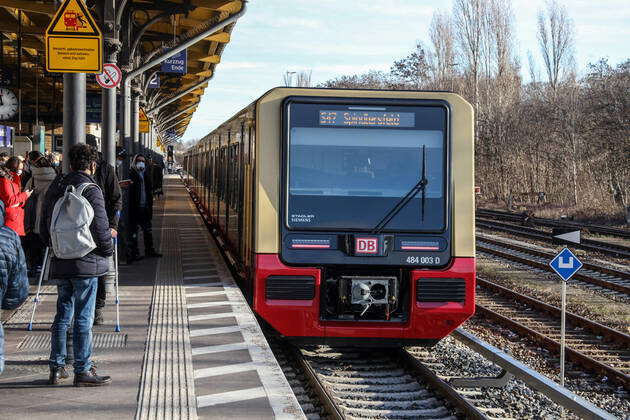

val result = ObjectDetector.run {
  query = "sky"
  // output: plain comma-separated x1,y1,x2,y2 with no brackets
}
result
181,0,629,142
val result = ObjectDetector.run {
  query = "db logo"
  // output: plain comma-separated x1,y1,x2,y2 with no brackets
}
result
355,237,378,254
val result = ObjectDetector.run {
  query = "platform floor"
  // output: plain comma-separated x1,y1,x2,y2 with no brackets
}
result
0,176,304,420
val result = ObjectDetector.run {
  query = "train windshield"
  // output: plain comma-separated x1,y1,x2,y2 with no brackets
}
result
286,102,448,232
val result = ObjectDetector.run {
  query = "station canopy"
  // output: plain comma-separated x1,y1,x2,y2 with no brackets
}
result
0,0,244,144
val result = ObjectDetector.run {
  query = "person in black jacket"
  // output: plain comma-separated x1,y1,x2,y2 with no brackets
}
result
92,152,122,325
40,144,113,387
127,154,162,263
0,200,29,374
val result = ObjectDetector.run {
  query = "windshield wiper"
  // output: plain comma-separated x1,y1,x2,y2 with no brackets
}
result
371,145,428,234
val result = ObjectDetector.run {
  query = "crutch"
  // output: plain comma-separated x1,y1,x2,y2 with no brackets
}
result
113,238,121,332
27,247,50,331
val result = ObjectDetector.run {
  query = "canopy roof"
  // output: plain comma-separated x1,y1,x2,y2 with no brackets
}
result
0,0,244,143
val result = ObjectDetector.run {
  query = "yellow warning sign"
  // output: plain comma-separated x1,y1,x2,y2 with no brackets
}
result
139,108,150,133
45,0,102,73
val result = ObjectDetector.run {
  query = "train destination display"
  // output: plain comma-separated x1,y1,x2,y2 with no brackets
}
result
319,110,415,127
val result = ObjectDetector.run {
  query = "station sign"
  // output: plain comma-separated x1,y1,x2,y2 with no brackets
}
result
96,63,122,89
139,108,150,133
148,73,160,89
161,50,187,74
45,0,103,74
549,247,583,282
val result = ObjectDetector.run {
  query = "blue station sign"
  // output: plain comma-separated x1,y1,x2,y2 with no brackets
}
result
549,248,583,282
161,49,187,74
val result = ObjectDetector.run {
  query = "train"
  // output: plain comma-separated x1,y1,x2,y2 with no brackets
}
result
183,87,475,346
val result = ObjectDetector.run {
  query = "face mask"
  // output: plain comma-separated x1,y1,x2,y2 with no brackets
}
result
52,161,60,167
16,169,23,175
116,160,123,167
136,161,145,170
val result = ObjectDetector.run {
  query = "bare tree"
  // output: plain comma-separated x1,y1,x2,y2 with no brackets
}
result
536,0,575,92
295,70,313,87
390,42,432,89
429,11,456,89
453,0,486,112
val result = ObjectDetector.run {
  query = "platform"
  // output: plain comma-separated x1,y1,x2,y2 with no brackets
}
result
0,176,304,420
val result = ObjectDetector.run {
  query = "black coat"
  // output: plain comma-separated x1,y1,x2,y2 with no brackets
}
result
129,167,153,222
40,171,114,279
95,158,122,230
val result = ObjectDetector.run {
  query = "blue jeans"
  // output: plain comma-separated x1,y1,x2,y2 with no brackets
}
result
49,277,98,374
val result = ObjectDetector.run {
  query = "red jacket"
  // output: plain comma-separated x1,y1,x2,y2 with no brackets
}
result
0,173,29,236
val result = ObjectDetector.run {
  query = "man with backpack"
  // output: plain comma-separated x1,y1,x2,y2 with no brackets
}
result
39,144,114,386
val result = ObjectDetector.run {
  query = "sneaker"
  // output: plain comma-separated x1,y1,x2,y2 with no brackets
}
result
74,366,112,387
145,251,162,258
94,309,104,326
49,366,70,385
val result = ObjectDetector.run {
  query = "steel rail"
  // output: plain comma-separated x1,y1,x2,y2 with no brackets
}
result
477,209,630,240
476,219,630,258
397,350,489,420
452,329,617,420
478,235,630,281
477,239,630,295
290,346,344,420
477,278,630,345
476,280,630,390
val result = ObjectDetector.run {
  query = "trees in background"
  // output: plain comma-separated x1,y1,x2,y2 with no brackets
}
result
319,0,629,218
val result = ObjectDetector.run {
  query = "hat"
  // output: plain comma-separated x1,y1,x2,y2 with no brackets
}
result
116,147,127,159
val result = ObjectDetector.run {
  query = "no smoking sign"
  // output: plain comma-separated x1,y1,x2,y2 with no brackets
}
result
96,63,122,89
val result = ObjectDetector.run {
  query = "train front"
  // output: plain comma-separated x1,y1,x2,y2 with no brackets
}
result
254,89,475,346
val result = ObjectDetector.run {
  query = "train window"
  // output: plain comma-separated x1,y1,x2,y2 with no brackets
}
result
286,102,447,232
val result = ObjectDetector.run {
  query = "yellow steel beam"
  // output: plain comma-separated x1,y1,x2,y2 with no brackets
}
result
193,69,213,78
188,0,237,11
190,54,221,64
0,0,54,15
204,32,230,43
0,21,43,35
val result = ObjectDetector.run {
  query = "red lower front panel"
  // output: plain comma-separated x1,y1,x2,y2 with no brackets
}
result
253,254,475,343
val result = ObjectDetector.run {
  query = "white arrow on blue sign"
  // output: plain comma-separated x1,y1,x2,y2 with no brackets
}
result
549,247,583,281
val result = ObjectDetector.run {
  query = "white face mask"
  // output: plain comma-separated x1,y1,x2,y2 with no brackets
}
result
116,159,123,167
16,169,23,175
136,161,146,171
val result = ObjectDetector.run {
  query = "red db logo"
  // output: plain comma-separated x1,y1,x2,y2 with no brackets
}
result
356,237,378,254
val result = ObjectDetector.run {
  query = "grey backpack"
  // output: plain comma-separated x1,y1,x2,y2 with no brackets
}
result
50,182,99,259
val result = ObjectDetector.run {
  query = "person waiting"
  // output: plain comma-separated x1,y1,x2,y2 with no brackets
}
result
0,157,32,237
0,200,29,375
39,144,113,386
127,154,162,263
24,154,58,274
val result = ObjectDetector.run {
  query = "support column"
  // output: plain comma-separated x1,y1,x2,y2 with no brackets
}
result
102,84,117,165
62,73,86,174
101,0,119,167
132,94,140,155
122,82,132,176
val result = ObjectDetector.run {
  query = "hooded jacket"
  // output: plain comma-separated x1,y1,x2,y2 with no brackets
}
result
39,171,114,279
129,155,154,222
24,166,58,234
94,155,122,230
0,200,29,374
0,167,29,236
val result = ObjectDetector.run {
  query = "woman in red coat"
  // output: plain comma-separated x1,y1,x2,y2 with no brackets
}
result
0,157,32,236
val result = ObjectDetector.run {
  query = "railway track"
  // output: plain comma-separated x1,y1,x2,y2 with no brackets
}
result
477,208,630,240
476,277,630,391
476,218,630,259
291,345,509,420
477,235,630,297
